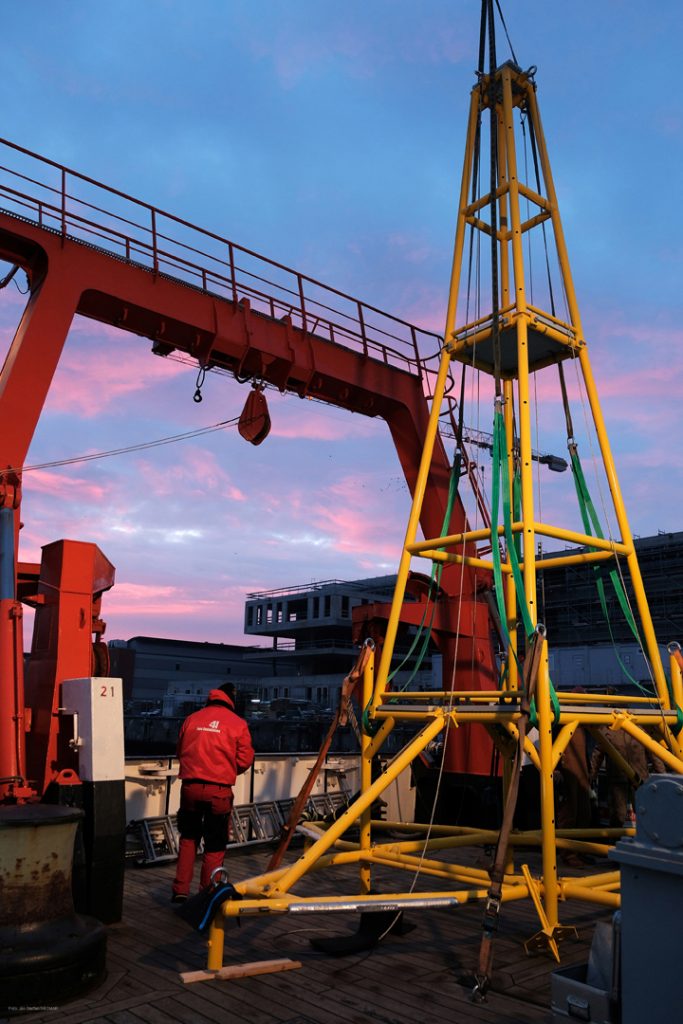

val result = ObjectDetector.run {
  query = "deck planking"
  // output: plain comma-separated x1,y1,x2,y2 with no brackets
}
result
10,842,611,1024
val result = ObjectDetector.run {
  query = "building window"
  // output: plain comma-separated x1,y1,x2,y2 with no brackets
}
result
247,607,253,626
266,604,273,624
288,598,307,622
324,596,331,617
313,597,319,618
341,596,350,617
276,603,283,623
256,606,263,626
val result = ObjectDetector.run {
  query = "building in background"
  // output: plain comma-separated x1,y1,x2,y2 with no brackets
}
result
111,531,683,717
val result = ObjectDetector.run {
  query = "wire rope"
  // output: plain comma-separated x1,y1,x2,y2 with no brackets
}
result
14,416,244,476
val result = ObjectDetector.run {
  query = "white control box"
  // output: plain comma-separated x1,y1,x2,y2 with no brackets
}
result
61,677,125,783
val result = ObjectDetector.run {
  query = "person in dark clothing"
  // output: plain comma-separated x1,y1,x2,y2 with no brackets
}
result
556,726,593,864
172,683,254,901
590,725,665,827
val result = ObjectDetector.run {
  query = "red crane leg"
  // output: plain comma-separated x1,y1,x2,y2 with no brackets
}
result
0,266,78,798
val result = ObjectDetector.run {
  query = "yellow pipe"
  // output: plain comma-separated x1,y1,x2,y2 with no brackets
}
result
410,521,629,556
268,716,446,896
365,715,395,759
451,302,516,337
526,303,574,331
414,550,512,573
512,210,552,238
588,724,638,783
526,83,670,712
503,72,537,630
617,715,683,773
206,912,226,971
561,692,657,705
369,850,494,884
504,379,519,693
669,644,683,709
532,551,622,572
359,647,373,895
370,353,452,714
517,180,550,210
560,883,621,909
578,348,670,709
370,88,480,715
408,524,504,551
536,637,560,928
377,689,512,699
529,521,630,555
558,870,620,889
465,182,510,217
521,319,580,349
551,722,578,772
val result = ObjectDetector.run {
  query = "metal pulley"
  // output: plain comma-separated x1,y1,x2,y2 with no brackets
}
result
238,383,271,445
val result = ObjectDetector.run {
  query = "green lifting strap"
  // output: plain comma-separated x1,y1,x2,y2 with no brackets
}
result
491,410,560,725
674,705,683,737
569,447,649,692
570,447,683,729
570,448,640,640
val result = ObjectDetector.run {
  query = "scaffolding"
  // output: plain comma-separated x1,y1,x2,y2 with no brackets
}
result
203,24,683,985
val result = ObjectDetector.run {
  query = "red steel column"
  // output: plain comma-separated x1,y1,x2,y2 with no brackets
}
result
0,266,79,799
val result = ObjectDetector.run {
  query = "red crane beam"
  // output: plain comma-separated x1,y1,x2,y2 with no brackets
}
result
0,139,495,796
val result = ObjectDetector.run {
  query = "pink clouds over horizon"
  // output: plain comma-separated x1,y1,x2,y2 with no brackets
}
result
44,322,188,419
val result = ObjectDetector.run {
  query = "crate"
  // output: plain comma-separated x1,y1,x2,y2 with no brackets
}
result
551,962,615,1023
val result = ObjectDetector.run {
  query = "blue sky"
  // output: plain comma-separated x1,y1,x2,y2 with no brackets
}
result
0,1,681,644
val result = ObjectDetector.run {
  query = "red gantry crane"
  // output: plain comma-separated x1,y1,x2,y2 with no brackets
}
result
0,135,500,807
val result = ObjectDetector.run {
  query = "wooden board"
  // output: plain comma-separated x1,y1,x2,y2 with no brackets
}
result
181,958,303,985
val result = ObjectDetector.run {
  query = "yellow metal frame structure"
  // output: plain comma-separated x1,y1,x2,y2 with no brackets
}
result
205,62,683,971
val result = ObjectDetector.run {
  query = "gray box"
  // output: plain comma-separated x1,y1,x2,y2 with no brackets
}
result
551,962,614,1023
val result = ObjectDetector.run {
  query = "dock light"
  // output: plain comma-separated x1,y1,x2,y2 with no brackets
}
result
538,454,568,473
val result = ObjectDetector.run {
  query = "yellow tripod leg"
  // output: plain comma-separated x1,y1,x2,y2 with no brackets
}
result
521,863,577,962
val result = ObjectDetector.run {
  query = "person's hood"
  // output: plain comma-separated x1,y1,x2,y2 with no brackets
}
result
207,689,234,708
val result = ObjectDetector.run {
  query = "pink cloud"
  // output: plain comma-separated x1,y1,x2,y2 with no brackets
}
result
310,474,405,562
132,448,246,502
103,581,249,644
21,467,110,503
247,17,470,88
44,326,187,418
268,405,380,442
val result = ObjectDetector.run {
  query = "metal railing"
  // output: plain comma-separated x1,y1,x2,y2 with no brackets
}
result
0,137,443,378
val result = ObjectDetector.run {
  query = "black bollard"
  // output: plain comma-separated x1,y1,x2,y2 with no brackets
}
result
0,804,106,1013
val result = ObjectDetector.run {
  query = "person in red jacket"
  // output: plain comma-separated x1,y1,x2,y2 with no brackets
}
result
172,683,254,901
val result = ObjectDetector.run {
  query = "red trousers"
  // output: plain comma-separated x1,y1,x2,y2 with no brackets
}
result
173,781,234,896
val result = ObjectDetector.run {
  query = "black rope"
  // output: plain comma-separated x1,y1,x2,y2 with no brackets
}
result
493,0,519,66
486,0,502,397
526,109,556,318
478,0,488,74
557,363,575,441
463,5,486,371
457,364,467,448
520,114,534,305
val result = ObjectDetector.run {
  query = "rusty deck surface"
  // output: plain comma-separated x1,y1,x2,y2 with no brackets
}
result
14,844,608,1024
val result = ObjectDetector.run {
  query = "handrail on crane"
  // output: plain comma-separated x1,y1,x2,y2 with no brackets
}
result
0,136,443,379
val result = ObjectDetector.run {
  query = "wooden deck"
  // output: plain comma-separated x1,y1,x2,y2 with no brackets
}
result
16,845,609,1024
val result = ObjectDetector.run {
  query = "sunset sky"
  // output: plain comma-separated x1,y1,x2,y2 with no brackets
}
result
0,1,681,645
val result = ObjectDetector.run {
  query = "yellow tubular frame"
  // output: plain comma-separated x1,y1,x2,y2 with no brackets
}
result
203,62,682,974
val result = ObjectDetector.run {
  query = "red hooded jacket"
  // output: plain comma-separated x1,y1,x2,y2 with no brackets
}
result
177,689,254,786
